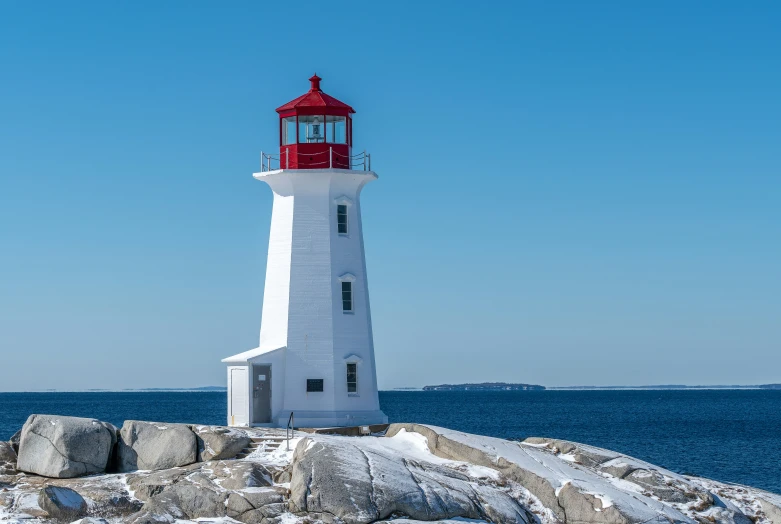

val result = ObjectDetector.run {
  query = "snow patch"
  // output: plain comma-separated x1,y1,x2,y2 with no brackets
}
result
465,464,501,481
521,441,550,448
245,436,301,467
415,425,691,523
559,452,577,462
323,429,505,484
585,491,614,510
173,518,245,523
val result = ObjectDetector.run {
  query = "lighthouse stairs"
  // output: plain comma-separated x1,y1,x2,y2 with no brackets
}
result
234,434,287,460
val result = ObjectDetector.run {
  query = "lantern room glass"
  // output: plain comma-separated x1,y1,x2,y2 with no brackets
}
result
299,115,325,143
282,117,296,145
326,116,347,144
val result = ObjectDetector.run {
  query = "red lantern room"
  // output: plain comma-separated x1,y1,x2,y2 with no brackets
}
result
275,74,355,170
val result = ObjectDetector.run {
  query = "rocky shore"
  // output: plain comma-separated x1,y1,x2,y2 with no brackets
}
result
1,415,780,523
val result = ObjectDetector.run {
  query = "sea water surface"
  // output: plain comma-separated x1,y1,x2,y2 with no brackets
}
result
0,389,779,494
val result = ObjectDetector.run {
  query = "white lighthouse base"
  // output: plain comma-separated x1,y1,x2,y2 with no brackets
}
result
223,167,387,430
275,410,388,429
223,344,389,429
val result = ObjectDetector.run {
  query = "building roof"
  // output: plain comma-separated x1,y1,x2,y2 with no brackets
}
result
221,346,285,364
275,74,355,114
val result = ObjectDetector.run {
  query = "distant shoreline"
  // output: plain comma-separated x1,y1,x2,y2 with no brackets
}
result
549,384,781,390
1,384,779,393
391,383,781,392
422,382,545,391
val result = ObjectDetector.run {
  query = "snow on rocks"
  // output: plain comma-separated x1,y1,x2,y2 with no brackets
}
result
385,424,781,524
0,471,142,522
758,495,781,523
378,520,491,523
0,442,16,475
2,420,781,523
247,437,300,467
288,433,532,523
684,476,781,523
387,424,692,523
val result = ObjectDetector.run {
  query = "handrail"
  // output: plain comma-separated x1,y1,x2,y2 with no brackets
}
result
286,411,294,451
260,148,371,172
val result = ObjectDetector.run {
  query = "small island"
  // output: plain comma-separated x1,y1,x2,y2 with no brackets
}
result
423,382,545,391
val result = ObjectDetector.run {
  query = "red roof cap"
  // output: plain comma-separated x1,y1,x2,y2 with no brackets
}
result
309,74,321,91
276,74,355,114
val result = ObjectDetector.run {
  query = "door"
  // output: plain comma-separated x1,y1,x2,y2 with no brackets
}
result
252,365,272,424
229,368,248,426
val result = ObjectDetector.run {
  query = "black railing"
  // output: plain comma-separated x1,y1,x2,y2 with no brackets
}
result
286,411,295,451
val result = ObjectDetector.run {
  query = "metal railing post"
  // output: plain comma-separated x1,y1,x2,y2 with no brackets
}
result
329,147,333,168
260,151,263,172
363,150,366,170
368,154,371,171
286,412,294,451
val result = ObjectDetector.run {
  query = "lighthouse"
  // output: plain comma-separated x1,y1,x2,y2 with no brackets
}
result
222,75,388,428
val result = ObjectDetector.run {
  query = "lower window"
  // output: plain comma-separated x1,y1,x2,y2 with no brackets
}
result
347,363,357,393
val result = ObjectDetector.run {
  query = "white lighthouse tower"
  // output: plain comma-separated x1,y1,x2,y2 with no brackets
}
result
222,75,388,428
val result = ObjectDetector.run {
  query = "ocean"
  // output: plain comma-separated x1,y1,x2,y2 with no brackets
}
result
1,389,779,494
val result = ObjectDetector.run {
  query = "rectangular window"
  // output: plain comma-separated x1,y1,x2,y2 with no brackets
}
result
337,204,348,235
282,117,296,145
326,116,347,144
347,363,357,393
341,281,353,312
306,379,324,392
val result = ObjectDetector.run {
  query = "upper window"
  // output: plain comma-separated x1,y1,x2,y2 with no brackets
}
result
326,116,347,144
347,363,357,393
337,204,348,235
282,117,296,145
341,281,353,312
299,115,324,143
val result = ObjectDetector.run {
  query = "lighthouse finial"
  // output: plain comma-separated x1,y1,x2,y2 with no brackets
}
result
309,73,322,92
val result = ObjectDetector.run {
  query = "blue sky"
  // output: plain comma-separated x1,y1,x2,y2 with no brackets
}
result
0,2,779,390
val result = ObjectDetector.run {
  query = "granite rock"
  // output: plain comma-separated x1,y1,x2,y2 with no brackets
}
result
17,415,117,478
118,420,197,472
193,425,250,461
38,486,87,521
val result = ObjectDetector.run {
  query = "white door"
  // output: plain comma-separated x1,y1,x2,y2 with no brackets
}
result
229,367,249,426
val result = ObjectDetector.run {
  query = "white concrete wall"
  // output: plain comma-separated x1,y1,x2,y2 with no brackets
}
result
329,176,381,413
256,169,386,427
258,179,294,351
